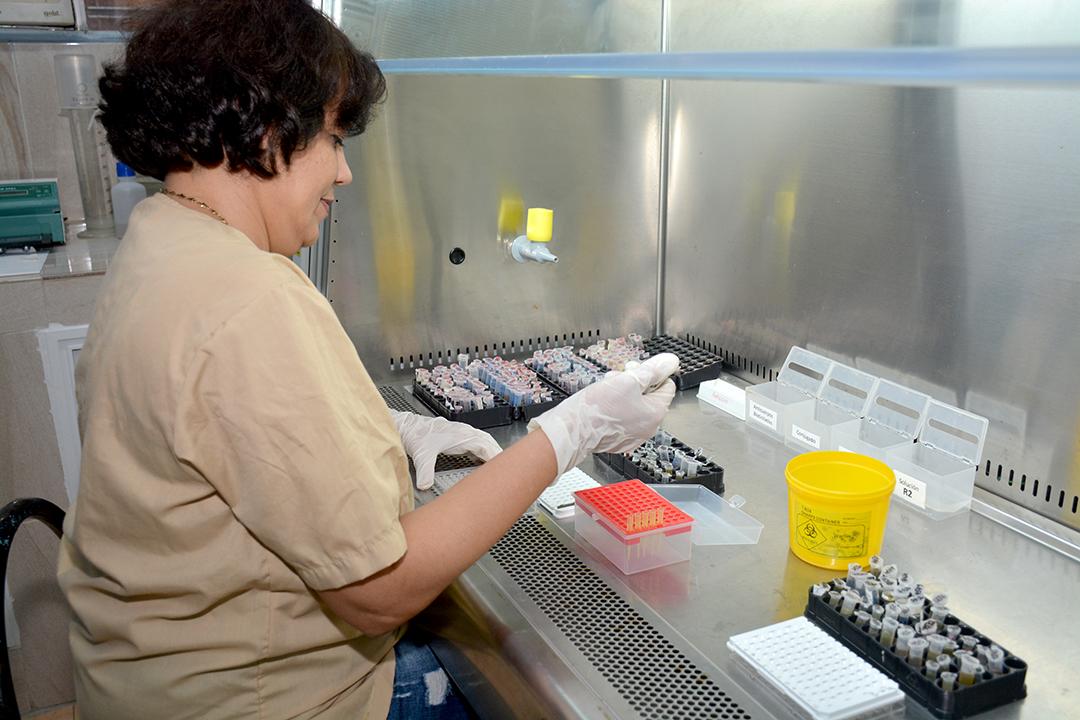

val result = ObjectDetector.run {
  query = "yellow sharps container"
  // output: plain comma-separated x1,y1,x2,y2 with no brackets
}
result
785,451,896,570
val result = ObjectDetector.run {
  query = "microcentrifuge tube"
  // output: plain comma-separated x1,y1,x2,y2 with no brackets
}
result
958,656,984,686
881,563,899,579
940,671,958,692
944,639,959,655
928,634,948,661
811,584,829,598
847,562,862,585
988,645,1006,674
855,610,871,630
871,604,885,621
895,626,915,659
931,592,948,608
908,637,929,668
924,658,940,680
961,635,978,651
917,619,939,636
869,618,883,640
851,571,868,592
936,654,951,672
869,554,884,577
884,603,901,621
881,617,899,648
863,578,881,605
840,590,860,618
945,624,961,640
930,604,950,624
827,590,842,609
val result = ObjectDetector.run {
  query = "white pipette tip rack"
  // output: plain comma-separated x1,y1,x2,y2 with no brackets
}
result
537,468,601,519
728,617,905,720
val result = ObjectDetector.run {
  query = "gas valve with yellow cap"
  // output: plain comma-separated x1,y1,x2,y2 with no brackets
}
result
510,207,559,264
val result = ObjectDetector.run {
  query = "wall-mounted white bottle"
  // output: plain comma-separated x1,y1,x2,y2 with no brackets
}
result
110,162,147,238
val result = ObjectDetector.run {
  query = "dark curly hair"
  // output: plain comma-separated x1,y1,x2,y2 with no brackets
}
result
99,0,385,180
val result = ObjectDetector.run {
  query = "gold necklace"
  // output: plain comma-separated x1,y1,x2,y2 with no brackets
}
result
161,188,229,225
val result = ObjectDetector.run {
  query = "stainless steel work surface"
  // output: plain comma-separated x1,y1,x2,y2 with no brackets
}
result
412,381,1079,719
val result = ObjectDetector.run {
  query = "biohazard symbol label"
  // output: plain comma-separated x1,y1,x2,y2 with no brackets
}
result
795,502,871,559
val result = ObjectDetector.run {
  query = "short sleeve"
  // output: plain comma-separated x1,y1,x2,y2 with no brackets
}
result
173,280,409,591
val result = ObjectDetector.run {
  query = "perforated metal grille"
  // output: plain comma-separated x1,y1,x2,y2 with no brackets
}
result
377,384,420,414
489,515,750,719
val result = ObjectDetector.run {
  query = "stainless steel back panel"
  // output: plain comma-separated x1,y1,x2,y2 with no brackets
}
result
329,73,662,380
664,1,1080,528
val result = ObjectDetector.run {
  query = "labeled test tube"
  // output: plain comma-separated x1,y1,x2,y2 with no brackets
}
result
847,562,863,585
959,656,984,686
961,635,979,651
854,610,871,630
871,604,885,621
908,637,929,668
917,618,939,637
869,618,883,640
924,658,940,680
869,554,884,576
940,671,958,692
936,654,952,672
895,626,915,659
931,604,950,624
881,617,899,648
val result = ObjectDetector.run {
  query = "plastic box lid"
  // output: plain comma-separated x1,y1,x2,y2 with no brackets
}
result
777,347,834,398
864,379,931,440
820,362,876,418
918,399,989,466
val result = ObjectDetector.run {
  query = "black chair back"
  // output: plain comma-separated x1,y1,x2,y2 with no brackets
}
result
0,499,65,720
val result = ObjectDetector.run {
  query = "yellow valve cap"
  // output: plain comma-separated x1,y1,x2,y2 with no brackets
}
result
526,207,553,242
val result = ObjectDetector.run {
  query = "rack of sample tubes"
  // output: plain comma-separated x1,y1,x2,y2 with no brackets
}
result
525,347,608,394
803,557,1028,719
413,354,567,427
595,430,725,495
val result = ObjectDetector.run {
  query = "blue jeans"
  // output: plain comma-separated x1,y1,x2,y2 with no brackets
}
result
386,631,473,720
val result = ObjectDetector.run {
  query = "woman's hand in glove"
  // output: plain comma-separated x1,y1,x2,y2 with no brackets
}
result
389,411,503,490
527,353,679,476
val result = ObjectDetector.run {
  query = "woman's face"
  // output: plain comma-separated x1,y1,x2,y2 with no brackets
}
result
256,128,352,256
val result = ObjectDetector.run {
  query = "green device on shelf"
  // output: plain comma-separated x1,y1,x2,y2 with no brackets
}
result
0,179,65,252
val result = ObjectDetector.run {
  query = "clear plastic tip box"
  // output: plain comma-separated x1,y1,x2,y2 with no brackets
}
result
573,479,694,574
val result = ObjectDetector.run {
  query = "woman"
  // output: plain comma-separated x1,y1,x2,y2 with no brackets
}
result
58,1,678,718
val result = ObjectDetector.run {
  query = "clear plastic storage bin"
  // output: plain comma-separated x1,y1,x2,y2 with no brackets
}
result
831,380,930,461
745,347,833,441
574,480,694,574
787,362,877,452
885,400,988,518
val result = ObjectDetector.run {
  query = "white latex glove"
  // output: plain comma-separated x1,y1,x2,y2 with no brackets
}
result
527,353,680,476
390,411,503,490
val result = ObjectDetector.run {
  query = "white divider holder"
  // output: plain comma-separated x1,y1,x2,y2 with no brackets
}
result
885,400,988,518
787,362,876,452
745,347,832,441
831,379,930,461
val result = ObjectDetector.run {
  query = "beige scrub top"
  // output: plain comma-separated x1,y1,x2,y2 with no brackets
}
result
57,193,413,720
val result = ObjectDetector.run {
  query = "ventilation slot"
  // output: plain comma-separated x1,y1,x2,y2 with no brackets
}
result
488,515,751,719
982,457,1078,517
684,333,776,381
387,329,603,372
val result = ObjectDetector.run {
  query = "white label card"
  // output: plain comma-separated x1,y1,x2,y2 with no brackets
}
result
748,401,778,431
893,470,928,509
697,379,747,420
791,424,821,449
